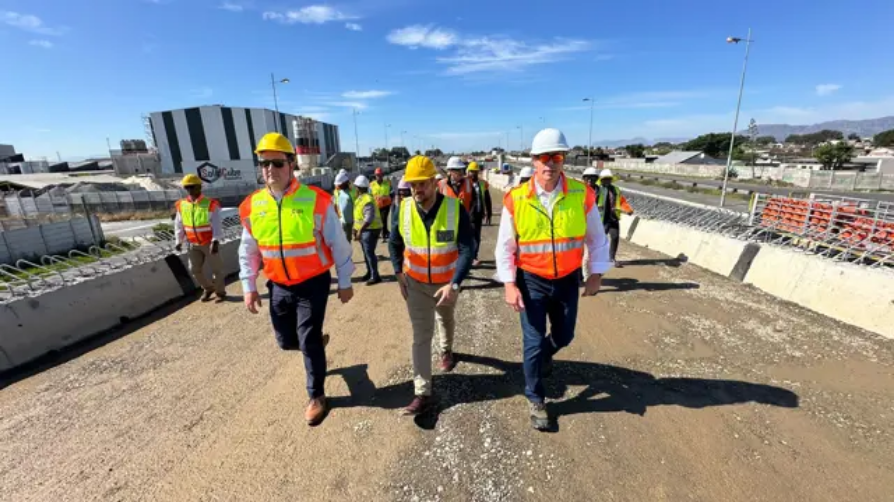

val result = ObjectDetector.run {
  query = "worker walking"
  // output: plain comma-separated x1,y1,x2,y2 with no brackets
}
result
389,156,475,416
174,174,226,302
394,177,411,208
439,156,474,212
334,171,354,243
595,168,633,267
336,169,359,201
370,167,394,242
353,175,383,285
466,161,492,266
495,128,612,431
238,132,355,426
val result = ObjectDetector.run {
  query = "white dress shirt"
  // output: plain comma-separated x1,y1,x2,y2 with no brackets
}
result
174,199,222,246
238,189,355,293
494,174,612,283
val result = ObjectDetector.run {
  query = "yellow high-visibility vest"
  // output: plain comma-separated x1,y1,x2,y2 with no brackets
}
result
353,193,383,231
399,197,460,284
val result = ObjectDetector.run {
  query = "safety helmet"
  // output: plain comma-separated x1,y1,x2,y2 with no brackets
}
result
334,172,350,186
446,156,466,170
466,161,480,172
583,167,599,177
354,175,370,188
338,168,347,175
397,177,411,190
519,167,534,178
435,173,445,180
404,155,438,182
375,167,383,175
599,168,614,179
254,132,294,154
530,128,570,155
181,174,202,187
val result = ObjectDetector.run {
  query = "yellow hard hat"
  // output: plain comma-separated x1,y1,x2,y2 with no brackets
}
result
254,132,294,154
404,155,437,182
181,174,202,187
467,161,480,172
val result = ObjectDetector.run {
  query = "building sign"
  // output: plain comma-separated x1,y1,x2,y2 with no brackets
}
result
185,160,259,186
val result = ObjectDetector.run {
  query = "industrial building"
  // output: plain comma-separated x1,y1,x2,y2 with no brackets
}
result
148,106,341,186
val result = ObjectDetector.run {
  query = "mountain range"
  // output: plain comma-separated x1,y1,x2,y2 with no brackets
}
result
744,116,894,141
592,137,689,148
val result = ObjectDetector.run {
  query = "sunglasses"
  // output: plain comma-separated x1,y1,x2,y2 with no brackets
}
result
259,159,288,169
534,153,565,164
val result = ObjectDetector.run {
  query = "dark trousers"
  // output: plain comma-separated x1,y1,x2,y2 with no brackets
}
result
379,206,390,239
605,221,620,262
359,229,381,279
471,213,483,260
517,269,581,404
268,270,331,399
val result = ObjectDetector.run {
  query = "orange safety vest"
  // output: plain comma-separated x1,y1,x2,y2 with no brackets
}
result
504,175,595,279
239,179,334,286
439,177,474,212
176,195,220,246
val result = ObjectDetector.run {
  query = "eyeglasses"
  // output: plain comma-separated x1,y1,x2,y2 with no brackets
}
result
259,159,288,169
534,153,565,164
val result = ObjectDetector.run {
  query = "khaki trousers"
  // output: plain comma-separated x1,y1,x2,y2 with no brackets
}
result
405,277,456,396
188,243,226,296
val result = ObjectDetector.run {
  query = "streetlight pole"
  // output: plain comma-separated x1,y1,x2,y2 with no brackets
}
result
401,130,407,148
270,73,290,132
583,97,594,167
352,108,361,159
721,28,753,207
517,125,523,151
384,123,391,163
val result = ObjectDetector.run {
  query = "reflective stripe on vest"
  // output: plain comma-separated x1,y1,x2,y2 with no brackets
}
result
353,193,383,230
178,196,215,245
241,180,334,286
597,185,622,222
399,196,460,284
439,178,473,211
508,177,590,279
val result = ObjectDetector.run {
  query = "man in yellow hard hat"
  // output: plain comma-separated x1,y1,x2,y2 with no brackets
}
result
466,161,492,267
174,174,226,302
388,155,475,416
238,132,355,426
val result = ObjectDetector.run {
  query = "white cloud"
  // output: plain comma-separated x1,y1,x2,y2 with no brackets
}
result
342,90,393,99
326,101,368,110
219,2,244,12
387,25,457,49
1,11,65,36
816,83,842,96
345,22,362,31
387,25,590,75
263,5,356,25
29,39,53,49
190,87,214,99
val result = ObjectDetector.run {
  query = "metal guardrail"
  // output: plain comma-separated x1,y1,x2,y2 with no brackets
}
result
0,218,243,302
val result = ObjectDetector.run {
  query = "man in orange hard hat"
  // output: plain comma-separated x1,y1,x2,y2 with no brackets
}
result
238,132,355,426
174,174,226,302
370,167,394,242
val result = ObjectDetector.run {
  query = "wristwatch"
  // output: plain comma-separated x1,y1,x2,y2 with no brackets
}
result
451,283,461,292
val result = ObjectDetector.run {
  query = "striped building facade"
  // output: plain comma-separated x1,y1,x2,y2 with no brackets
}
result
149,106,340,186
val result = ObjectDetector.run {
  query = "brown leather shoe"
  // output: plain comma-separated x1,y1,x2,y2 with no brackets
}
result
401,395,432,416
201,290,214,302
439,351,456,372
305,396,328,426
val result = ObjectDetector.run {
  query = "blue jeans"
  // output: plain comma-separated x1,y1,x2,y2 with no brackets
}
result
517,268,581,404
359,229,381,279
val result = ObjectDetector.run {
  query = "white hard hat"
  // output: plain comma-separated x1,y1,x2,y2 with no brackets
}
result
354,175,370,188
338,168,348,175
599,168,614,179
435,173,445,180
519,167,534,178
335,173,349,185
530,128,570,155
446,156,466,170
583,167,599,176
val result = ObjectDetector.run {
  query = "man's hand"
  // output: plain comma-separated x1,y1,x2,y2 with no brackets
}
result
174,243,182,253
244,291,262,314
352,229,359,241
485,217,492,226
433,284,457,307
396,272,409,300
337,287,354,304
582,274,603,297
504,282,525,312
210,241,220,254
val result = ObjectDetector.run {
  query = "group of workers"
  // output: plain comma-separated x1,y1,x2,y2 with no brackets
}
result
171,126,633,431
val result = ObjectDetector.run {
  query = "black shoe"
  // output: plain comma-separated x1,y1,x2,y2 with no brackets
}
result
541,357,553,378
529,402,550,431
366,276,382,286
360,272,371,282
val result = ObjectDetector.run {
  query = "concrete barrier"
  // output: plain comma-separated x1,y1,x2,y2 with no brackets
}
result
626,218,749,277
0,238,246,372
743,246,894,339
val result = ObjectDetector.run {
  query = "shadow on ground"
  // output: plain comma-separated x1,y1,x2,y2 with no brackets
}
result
599,277,699,293
328,353,798,430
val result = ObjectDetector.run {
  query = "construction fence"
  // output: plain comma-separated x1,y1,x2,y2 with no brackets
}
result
0,215,104,265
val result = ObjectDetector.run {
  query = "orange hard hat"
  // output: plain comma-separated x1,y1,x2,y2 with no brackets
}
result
375,167,383,175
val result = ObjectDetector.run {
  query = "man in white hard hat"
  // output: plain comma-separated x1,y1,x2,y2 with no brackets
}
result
597,168,633,267
334,172,354,242
494,128,612,431
582,167,600,188
518,167,533,186
439,156,474,213
353,174,384,285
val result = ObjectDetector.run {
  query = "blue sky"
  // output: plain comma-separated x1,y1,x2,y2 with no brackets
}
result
2,0,894,160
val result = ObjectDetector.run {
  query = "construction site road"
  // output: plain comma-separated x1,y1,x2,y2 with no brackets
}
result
2,210,893,501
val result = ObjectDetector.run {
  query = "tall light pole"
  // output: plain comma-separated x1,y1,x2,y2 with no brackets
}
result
720,28,753,207
384,123,391,162
517,125,523,151
352,108,361,159
401,130,407,148
270,73,290,132
583,97,594,167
